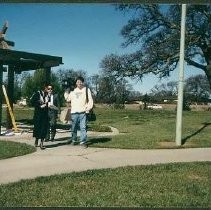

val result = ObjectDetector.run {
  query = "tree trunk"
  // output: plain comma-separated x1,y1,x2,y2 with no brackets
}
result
204,46,211,91
205,64,211,91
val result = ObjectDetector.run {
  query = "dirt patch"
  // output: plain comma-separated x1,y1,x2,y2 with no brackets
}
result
188,174,208,181
158,141,197,148
158,142,179,148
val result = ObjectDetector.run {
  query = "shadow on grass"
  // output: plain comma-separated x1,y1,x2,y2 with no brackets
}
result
17,119,34,125
45,137,111,148
56,124,71,130
87,137,111,146
53,137,70,142
45,142,68,148
182,122,211,145
45,137,70,148
16,120,71,130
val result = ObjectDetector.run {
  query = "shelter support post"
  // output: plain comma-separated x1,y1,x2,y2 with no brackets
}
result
6,65,14,129
0,63,3,135
44,67,51,84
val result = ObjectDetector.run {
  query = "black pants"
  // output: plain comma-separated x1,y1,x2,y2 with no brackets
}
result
46,109,57,140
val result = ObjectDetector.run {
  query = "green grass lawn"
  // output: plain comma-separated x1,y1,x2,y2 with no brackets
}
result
3,106,211,149
0,162,210,207
0,106,210,160
0,140,36,160
0,107,210,207
88,108,211,149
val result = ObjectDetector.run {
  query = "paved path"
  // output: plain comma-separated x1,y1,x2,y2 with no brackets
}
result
0,128,210,185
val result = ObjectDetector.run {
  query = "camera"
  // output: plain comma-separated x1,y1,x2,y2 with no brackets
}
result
62,78,75,92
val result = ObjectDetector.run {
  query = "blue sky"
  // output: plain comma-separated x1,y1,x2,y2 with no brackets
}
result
0,3,204,94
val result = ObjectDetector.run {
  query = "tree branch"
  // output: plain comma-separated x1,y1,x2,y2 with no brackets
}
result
185,58,206,70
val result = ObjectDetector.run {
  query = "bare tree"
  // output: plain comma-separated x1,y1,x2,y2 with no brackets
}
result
100,4,211,88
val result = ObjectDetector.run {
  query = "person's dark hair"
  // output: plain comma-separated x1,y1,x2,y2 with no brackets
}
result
75,76,84,83
44,83,52,88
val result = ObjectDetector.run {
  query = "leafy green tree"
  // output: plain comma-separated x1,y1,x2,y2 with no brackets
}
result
14,75,22,102
21,69,61,105
3,75,22,103
20,74,34,99
101,4,211,88
22,69,45,100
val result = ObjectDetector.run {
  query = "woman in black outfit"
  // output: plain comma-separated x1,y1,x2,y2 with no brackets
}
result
31,84,51,149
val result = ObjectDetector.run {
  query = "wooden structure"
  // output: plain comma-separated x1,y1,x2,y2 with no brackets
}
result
0,21,15,49
0,21,63,133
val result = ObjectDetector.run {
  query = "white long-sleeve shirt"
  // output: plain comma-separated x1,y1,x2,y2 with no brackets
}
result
64,87,93,113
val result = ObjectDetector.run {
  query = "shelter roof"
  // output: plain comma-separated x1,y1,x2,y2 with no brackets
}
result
0,49,63,73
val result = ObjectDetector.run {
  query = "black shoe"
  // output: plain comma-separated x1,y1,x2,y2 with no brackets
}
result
40,144,46,150
50,138,55,142
40,140,46,150
35,139,39,147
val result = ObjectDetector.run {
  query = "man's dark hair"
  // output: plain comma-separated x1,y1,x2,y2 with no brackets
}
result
75,76,84,83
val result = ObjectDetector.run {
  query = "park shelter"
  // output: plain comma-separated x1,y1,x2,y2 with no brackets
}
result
0,48,63,133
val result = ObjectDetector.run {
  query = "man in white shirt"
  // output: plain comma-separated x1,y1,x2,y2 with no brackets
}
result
64,76,93,148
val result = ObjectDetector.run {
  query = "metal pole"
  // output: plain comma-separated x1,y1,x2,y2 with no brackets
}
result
176,4,187,146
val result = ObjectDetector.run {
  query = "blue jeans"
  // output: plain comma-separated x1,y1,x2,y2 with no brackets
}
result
71,112,87,143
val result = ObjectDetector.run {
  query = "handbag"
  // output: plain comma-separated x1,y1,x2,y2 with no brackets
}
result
86,87,96,121
86,109,96,121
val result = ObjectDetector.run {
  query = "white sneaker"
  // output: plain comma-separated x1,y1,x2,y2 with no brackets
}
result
80,141,88,148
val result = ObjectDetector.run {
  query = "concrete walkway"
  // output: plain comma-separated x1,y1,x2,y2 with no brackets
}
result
0,127,210,185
